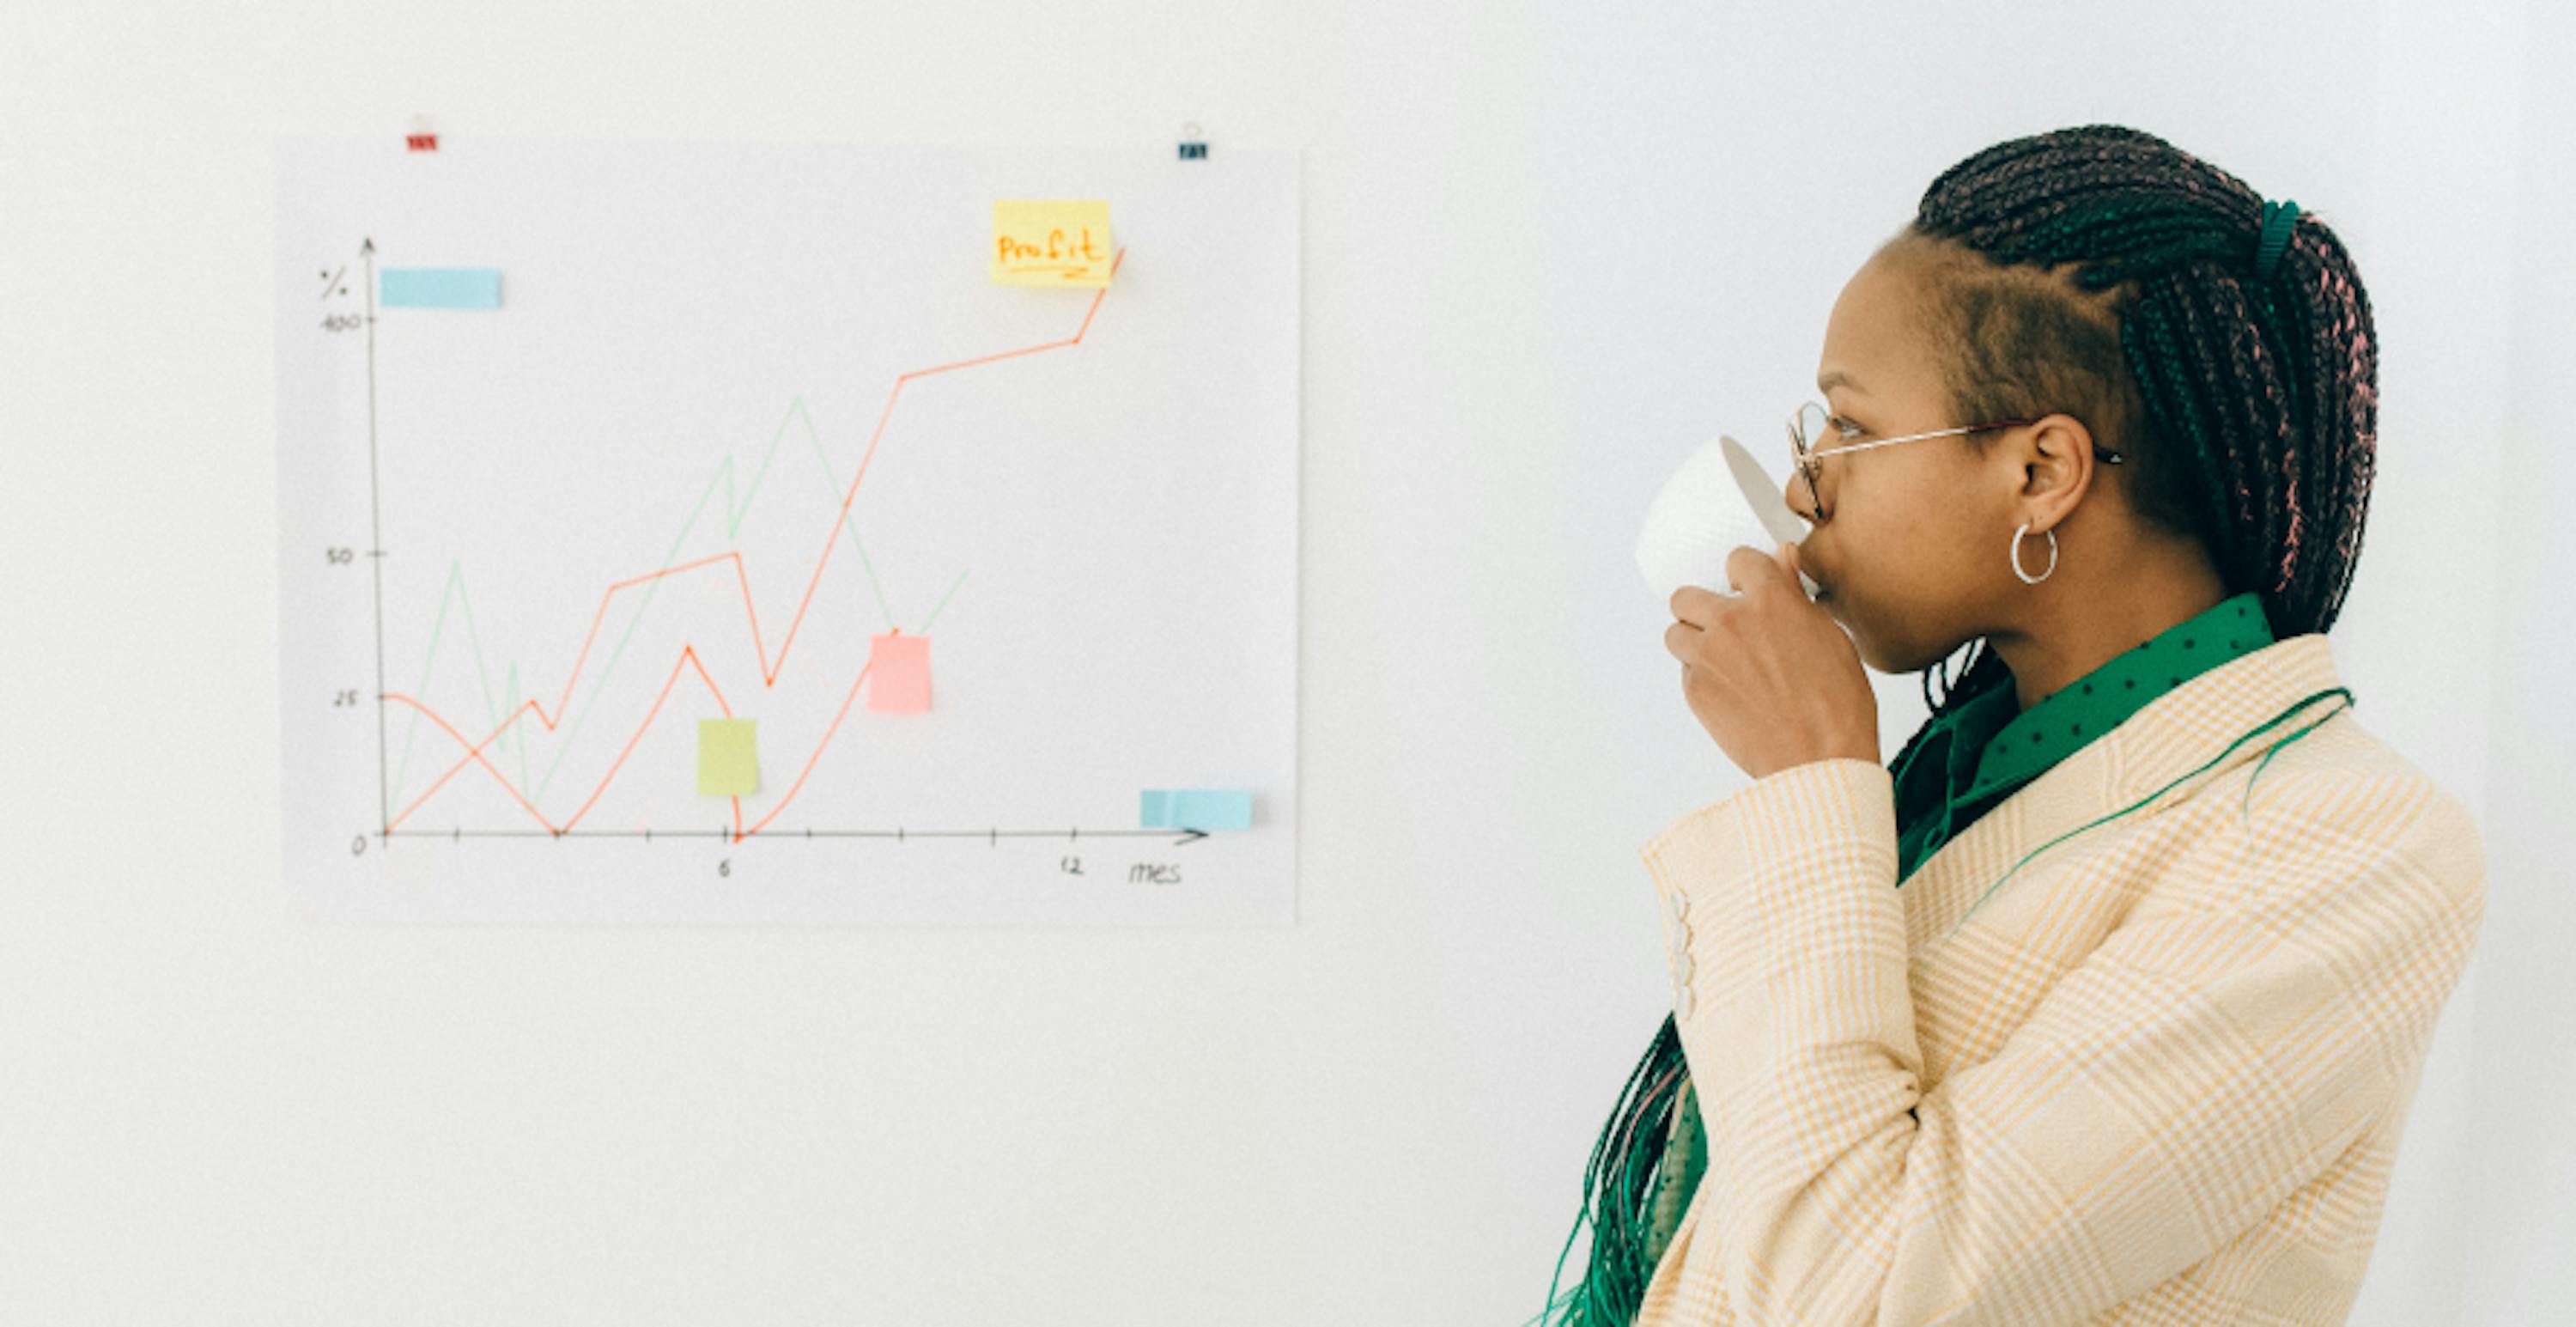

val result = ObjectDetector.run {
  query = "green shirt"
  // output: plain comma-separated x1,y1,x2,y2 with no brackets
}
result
1640,591,2276,1273
1891,591,2275,886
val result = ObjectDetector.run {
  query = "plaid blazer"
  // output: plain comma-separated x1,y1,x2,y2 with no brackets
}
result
1632,631,2488,1324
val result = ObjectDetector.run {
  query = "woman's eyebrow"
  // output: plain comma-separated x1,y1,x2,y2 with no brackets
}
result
1817,369,1868,396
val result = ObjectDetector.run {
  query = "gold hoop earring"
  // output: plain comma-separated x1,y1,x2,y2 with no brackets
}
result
2011,521,2057,585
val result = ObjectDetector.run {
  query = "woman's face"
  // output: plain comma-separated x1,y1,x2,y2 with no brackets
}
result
1793,247,2016,675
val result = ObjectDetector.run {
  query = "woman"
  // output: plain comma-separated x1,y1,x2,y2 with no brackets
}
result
1538,125,2488,1324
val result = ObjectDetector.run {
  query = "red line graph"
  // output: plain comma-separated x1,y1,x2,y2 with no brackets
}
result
382,249,1125,843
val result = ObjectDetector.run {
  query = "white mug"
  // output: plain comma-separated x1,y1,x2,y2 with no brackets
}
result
1636,434,1821,600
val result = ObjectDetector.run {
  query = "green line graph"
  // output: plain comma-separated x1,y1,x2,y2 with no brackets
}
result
384,394,969,813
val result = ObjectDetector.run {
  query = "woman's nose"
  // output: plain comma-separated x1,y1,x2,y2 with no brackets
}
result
1787,468,1820,524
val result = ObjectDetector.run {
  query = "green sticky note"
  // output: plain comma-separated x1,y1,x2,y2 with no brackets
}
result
697,718,758,796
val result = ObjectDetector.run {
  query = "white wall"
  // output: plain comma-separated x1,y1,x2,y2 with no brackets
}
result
2463,0,2576,1319
1,1,2559,1322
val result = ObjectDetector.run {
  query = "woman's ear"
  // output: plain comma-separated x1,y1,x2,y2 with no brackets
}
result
2019,414,2097,515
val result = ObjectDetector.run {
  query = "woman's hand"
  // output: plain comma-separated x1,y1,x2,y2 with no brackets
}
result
1663,542,1880,780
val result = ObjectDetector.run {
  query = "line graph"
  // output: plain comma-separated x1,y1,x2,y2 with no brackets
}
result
377,252,1123,843
380,396,971,817
276,136,1299,926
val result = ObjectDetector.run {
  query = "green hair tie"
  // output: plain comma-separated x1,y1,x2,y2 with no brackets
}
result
2253,198,2300,280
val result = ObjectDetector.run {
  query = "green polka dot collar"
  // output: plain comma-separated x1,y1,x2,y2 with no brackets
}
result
1896,593,2275,864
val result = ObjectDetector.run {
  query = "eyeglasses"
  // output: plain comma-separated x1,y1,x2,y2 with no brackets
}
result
1787,399,2125,523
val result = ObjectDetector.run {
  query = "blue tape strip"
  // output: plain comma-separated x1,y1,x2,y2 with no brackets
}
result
1139,788,1254,831
380,268,502,308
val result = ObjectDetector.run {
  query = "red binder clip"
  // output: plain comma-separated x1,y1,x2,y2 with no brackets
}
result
405,113,439,153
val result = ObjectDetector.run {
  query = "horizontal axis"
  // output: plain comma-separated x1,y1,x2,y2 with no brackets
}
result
379,826,1212,844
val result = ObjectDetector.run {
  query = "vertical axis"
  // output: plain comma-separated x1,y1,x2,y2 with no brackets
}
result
362,237,391,841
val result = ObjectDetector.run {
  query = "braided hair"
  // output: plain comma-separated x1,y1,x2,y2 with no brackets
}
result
1538,124,2381,1326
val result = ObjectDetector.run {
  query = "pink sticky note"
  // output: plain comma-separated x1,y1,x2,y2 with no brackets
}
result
866,633,932,714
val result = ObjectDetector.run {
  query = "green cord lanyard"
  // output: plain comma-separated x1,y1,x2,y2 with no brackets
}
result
1936,685,2357,942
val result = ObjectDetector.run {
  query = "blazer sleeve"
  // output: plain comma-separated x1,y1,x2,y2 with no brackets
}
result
1639,756,2488,1325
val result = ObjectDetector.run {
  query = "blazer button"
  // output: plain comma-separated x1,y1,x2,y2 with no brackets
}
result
1675,983,1696,1019
1667,891,1689,920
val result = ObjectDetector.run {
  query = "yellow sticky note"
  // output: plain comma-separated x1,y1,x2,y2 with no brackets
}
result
992,200,1113,286
697,718,758,796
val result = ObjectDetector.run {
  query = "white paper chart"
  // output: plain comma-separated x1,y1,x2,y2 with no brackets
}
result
275,136,1299,926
